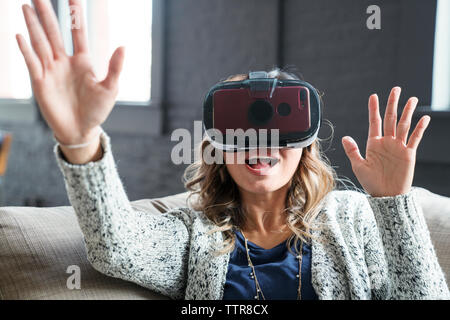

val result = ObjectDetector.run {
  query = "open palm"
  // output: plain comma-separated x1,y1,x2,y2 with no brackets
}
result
342,87,431,197
16,0,125,145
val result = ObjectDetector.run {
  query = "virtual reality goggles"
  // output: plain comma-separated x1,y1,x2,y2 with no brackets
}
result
202,71,322,152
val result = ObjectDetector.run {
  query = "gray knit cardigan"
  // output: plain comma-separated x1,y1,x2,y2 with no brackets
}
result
54,131,449,300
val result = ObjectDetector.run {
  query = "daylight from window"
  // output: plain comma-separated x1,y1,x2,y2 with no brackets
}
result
88,0,153,102
0,0,32,99
0,0,152,103
431,0,450,110
60,0,153,102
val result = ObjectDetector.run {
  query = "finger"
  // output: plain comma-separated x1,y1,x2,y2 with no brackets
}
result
32,0,66,58
69,0,89,53
22,4,54,68
342,136,365,168
383,87,401,137
407,116,431,151
16,34,43,81
396,97,418,145
101,47,126,90
368,94,382,138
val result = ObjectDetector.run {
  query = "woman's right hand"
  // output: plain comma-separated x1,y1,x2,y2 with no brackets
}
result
16,0,125,162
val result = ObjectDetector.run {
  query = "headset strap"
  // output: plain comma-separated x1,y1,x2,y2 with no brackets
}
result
249,71,269,79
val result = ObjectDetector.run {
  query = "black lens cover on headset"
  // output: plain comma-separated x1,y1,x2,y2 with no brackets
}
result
203,71,322,151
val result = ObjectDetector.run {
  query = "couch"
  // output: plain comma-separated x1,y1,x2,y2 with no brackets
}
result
0,187,449,300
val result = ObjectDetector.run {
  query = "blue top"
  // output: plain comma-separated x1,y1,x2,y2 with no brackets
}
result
222,229,318,300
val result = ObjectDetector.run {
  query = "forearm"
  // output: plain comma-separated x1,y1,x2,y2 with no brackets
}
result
59,137,103,165
58,127,104,165
366,188,450,299
54,131,191,299
55,131,135,258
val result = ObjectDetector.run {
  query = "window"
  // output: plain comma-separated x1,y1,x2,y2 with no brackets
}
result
0,0,32,99
58,0,153,103
431,0,450,111
1,0,164,133
0,0,36,123
59,0,164,134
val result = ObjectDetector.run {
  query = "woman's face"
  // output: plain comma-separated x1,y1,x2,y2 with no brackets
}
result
224,148,303,195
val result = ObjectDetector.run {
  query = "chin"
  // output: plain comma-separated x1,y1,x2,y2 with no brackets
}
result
241,179,286,195
225,151,300,196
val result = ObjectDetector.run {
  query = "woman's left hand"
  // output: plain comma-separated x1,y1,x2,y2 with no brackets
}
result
341,87,431,197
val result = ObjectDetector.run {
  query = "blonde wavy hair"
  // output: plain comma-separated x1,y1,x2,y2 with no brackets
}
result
184,67,344,256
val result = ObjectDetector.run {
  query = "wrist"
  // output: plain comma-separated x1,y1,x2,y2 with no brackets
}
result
53,126,103,147
58,130,104,165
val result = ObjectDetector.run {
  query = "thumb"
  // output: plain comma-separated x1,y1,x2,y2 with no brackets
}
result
342,136,364,168
101,46,126,90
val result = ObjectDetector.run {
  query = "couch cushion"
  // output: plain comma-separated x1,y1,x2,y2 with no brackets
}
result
0,205,170,300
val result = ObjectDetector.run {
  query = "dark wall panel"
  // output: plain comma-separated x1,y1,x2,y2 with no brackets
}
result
165,0,280,132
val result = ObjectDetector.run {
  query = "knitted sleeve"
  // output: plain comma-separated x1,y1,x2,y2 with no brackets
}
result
54,130,191,300
362,188,449,299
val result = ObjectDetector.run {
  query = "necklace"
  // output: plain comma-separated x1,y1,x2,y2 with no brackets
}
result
240,229,303,300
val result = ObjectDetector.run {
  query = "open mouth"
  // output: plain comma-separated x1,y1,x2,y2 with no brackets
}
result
245,156,280,170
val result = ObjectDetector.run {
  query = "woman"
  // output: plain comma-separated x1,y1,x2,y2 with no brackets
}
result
16,0,449,300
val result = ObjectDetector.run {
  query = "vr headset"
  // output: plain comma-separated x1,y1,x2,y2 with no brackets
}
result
202,71,322,152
